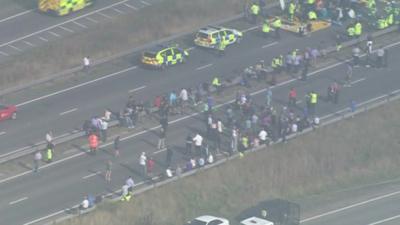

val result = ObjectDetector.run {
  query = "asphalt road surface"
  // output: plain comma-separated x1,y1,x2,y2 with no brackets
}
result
0,33,399,224
0,20,342,158
0,0,159,58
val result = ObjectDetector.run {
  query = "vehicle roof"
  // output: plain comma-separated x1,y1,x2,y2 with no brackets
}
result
145,44,175,53
198,26,229,33
195,215,225,222
240,217,274,225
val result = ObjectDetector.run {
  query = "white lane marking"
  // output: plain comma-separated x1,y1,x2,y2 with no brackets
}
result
368,214,400,225
300,190,400,223
16,66,137,107
113,8,125,14
9,45,22,52
73,21,87,28
59,26,74,33
0,9,34,24
59,108,78,116
23,208,66,225
39,36,48,42
141,0,151,6
187,46,195,51
82,171,101,179
196,63,213,70
124,3,138,10
351,78,366,85
48,31,60,37
9,197,28,205
0,131,6,136
262,41,278,48
97,12,113,19
153,148,167,154
242,25,258,33
85,17,98,23
0,51,9,56
128,85,146,93
23,41,35,47
0,0,134,49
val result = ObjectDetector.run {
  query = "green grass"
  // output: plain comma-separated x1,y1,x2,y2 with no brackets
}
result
61,99,400,225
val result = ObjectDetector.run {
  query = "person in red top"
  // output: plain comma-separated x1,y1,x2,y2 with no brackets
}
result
88,133,99,154
288,87,297,107
146,157,155,177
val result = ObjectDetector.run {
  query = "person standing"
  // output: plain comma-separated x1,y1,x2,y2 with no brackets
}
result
114,136,120,157
45,131,53,144
192,133,203,157
216,119,224,154
288,87,297,107
139,152,147,177
147,157,155,177
266,87,272,107
157,127,166,150
272,17,282,39
83,56,90,72
105,160,112,183
88,133,99,155
352,47,361,67
344,63,353,87
33,151,42,172
46,142,54,163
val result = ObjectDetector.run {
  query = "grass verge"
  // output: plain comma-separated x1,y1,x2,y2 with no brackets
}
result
60,93,400,225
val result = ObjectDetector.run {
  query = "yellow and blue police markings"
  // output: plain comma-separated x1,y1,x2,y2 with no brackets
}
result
39,0,94,16
194,26,243,49
141,45,189,69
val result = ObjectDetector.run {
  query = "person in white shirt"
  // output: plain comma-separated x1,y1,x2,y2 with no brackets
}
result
258,129,268,145
165,167,173,178
80,196,89,211
83,56,90,71
192,133,203,156
45,131,53,143
125,176,134,191
291,123,298,133
104,109,112,121
139,152,147,177
207,154,214,164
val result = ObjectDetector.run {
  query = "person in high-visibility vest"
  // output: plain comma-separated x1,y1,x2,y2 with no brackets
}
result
387,13,394,26
288,1,296,21
262,19,271,38
46,142,54,163
354,22,362,37
367,0,377,16
212,77,222,94
216,35,226,56
250,3,260,24
88,133,99,154
347,26,355,37
309,91,318,115
272,17,282,39
308,10,317,20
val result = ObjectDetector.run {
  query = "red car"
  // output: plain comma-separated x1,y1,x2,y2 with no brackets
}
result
0,104,17,121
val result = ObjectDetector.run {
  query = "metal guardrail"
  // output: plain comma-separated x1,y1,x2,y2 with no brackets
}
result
1,22,398,165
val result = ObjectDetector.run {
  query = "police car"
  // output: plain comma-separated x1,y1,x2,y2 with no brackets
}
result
141,45,189,69
194,26,243,49
187,215,230,225
38,0,94,16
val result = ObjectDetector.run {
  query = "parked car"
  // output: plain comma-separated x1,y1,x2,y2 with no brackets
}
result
240,216,274,225
187,215,230,225
0,104,17,121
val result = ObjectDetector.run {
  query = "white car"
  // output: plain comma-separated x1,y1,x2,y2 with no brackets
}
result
188,215,230,225
240,217,274,225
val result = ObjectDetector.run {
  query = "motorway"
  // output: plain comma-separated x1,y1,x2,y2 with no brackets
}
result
0,25,399,224
0,0,159,58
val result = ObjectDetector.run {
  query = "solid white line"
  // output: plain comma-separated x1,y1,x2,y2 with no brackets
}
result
351,78,366,85
59,26,74,33
23,209,65,225
39,37,48,42
153,148,167,154
9,197,28,205
97,12,113,19
0,131,6,136
368,214,400,225
82,171,100,179
300,190,400,223
48,31,60,37
59,108,77,116
0,0,133,48
0,9,34,24
85,17,98,23
128,85,146,93
16,66,137,107
9,45,22,52
113,8,125,14
73,21,87,28
23,41,35,47
0,51,9,56
124,3,138,10
141,0,151,6
262,41,278,48
196,63,213,70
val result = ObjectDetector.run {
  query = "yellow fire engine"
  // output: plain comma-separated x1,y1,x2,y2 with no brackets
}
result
38,0,94,16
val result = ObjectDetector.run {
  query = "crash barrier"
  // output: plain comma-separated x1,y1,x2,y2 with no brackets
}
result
0,23,398,165
43,77,400,225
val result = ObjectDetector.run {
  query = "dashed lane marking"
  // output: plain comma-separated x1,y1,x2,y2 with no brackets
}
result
59,26,74,33
39,36,48,42
128,85,146,93
9,45,22,52
262,41,278,48
48,31,60,37
82,171,101,179
141,0,151,6
351,78,366,85
97,12,113,19
196,63,213,70
59,108,78,116
113,8,125,14
85,17,98,23
9,197,28,205
0,51,8,56
0,131,6,136
73,21,87,28
23,41,35,47
124,3,138,10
